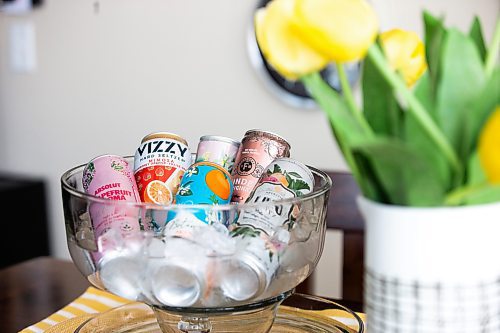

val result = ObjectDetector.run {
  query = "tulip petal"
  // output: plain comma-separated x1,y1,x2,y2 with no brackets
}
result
380,29,427,86
295,0,378,62
255,0,329,80
479,107,500,184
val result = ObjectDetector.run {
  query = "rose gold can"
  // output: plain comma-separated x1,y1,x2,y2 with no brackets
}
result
230,129,291,203
134,132,192,204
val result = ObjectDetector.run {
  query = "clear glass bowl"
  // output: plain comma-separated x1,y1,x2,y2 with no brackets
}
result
61,157,333,333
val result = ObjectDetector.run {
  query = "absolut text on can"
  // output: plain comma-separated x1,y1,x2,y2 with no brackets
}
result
195,135,241,174
82,154,142,260
230,130,290,204
134,132,192,205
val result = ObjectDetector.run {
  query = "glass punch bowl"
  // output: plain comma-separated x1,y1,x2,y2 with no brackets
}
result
61,157,358,333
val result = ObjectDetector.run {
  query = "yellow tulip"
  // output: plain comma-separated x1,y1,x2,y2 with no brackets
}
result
478,106,500,183
380,29,427,86
255,0,329,81
294,0,378,63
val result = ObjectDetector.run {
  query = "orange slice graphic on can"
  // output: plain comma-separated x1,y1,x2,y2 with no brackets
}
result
145,180,172,205
205,169,231,200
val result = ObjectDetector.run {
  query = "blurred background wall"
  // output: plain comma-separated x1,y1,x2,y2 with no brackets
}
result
0,0,497,298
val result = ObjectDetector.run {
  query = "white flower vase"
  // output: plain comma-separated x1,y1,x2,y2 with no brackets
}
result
357,196,500,333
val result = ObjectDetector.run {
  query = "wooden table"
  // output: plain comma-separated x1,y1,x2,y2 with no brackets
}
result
0,256,362,333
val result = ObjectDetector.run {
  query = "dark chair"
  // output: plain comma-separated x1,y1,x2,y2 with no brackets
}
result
0,174,50,269
296,171,365,305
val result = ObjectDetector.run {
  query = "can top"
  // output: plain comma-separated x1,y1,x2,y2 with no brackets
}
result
199,135,241,148
243,129,291,150
140,132,188,146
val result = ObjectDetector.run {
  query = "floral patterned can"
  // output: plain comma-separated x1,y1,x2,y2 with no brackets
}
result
134,132,192,205
236,157,315,233
170,161,234,225
231,129,291,203
219,158,314,301
195,135,241,174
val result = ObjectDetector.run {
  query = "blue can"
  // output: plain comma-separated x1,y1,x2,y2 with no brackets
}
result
168,161,234,224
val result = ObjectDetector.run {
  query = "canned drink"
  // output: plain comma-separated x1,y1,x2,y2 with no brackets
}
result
220,158,315,301
231,129,291,203
150,237,209,307
134,132,192,205
236,157,315,233
170,161,233,224
82,155,142,259
163,210,208,240
98,248,144,301
195,135,241,174
219,232,281,301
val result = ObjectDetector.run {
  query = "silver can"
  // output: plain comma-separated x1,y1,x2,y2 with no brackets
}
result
150,237,209,307
195,135,241,174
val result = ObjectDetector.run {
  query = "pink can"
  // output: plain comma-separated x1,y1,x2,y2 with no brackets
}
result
82,155,142,259
195,135,240,173
231,130,291,203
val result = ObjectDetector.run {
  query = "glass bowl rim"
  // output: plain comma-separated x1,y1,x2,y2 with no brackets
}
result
61,156,333,211
150,289,294,314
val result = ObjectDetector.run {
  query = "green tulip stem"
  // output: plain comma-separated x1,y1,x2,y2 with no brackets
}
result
443,182,500,206
485,19,500,78
367,44,463,176
336,63,373,135
302,72,373,198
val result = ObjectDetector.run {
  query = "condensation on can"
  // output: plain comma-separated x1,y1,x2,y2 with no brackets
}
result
195,135,240,174
134,131,192,205
81,154,142,261
230,129,291,204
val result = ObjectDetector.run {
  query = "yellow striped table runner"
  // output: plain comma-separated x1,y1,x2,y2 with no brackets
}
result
20,287,365,332
20,287,131,333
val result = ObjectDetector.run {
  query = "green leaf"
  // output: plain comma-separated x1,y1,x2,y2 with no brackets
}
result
469,16,487,62
272,164,282,174
404,97,452,194
435,28,486,154
444,183,500,206
351,138,446,206
414,72,436,120
423,10,446,96
287,172,302,178
466,151,487,186
362,46,402,137
290,179,310,192
465,186,500,205
302,73,377,199
410,73,453,191
460,68,500,160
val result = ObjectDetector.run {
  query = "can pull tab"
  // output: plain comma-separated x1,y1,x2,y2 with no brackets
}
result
178,316,212,333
